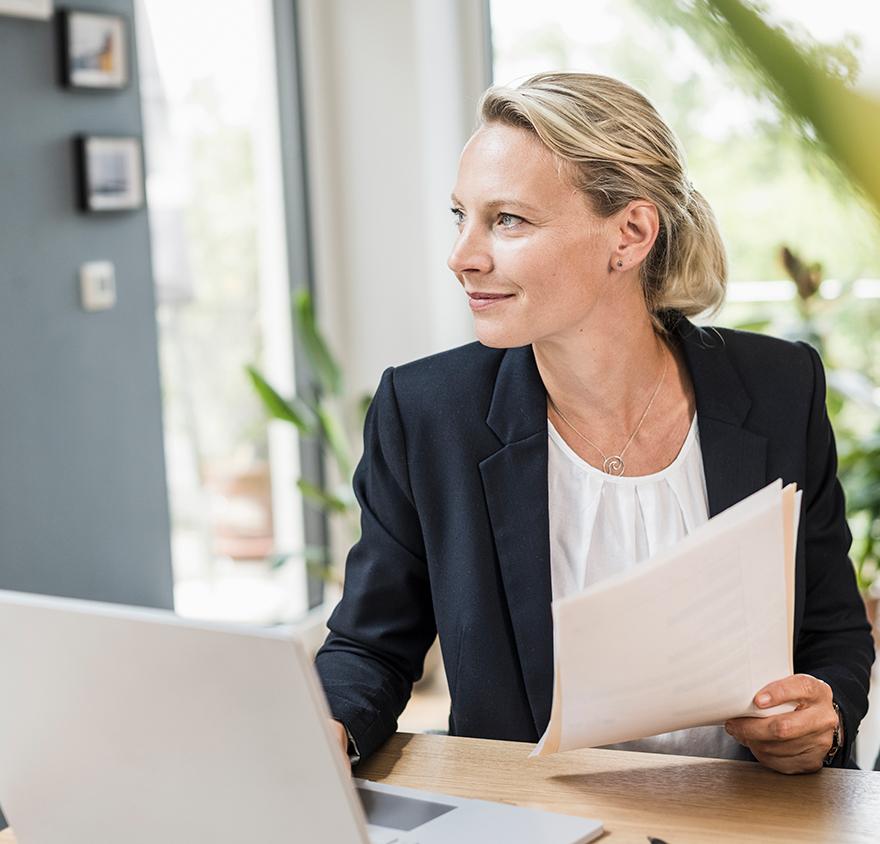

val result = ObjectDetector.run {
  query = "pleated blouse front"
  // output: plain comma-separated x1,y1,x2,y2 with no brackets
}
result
548,413,709,603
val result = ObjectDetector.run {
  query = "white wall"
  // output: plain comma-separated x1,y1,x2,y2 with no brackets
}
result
298,0,490,399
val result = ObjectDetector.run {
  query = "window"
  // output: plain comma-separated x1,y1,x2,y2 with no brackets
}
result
136,0,308,623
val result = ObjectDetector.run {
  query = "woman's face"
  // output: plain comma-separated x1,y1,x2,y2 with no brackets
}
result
448,122,619,349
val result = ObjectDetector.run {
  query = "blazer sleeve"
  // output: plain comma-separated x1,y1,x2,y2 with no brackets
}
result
314,366,436,762
792,342,875,768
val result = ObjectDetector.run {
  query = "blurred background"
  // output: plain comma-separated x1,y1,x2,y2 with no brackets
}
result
1,0,878,773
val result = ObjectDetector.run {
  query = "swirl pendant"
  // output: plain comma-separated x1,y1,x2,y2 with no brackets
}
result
603,456,625,476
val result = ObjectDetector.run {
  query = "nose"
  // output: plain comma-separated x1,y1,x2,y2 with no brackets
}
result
447,223,493,277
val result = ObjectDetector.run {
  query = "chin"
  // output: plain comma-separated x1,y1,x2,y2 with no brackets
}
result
473,321,534,349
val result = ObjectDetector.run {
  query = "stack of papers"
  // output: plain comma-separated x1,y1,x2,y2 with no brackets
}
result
533,479,800,756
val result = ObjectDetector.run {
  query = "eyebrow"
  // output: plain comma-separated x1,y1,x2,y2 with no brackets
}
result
450,194,542,214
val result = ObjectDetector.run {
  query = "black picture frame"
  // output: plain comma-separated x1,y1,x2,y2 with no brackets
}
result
59,8,129,90
76,134,144,213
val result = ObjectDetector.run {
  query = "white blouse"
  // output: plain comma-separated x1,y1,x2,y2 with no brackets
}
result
548,414,746,759
548,413,709,603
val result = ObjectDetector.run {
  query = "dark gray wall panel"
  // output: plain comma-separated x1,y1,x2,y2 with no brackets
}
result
0,2,173,610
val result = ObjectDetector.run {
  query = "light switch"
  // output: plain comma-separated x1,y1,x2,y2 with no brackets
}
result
79,261,117,311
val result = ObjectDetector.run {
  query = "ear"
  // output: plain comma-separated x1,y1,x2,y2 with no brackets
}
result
610,200,659,272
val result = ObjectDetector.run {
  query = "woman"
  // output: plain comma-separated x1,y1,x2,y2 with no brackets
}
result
316,73,874,773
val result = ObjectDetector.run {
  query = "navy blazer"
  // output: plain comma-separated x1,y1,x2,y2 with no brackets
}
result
315,315,874,767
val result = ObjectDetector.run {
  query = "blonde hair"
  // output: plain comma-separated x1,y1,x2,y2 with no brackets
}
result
479,73,727,327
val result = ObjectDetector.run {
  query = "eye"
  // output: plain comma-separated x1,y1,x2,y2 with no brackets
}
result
450,207,465,226
497,212,524,229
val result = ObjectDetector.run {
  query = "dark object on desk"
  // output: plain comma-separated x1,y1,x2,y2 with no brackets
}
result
648,837,669,844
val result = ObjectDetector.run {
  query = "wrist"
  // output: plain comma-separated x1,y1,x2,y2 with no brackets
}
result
338,720,361,766
823,701,842,767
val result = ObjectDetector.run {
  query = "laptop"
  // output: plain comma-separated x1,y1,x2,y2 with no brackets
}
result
0,590,602,844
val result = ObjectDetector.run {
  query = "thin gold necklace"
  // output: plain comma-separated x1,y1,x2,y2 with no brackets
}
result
547,347,669,477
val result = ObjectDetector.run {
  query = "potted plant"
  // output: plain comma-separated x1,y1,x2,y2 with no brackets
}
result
246,289,369,590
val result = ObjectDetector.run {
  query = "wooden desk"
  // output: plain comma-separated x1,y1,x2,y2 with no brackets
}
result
359,733,880,843
0,732,877,843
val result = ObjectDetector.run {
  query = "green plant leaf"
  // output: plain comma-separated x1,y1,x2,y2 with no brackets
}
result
846,483,880,514
357,392,374,427
705,0,880,213
315,401,353,479
271,546,342,586
305,559,343,586
730,317,771,333
246,365,317,433
294,290,343,396
269,545,330,571
297,478,349,513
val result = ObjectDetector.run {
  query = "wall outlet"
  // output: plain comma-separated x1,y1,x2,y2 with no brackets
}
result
79,261,116,311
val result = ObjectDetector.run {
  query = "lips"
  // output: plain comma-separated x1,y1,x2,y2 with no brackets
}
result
467,291,515,312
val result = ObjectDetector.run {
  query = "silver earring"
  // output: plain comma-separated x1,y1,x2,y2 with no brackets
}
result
616,259,623,268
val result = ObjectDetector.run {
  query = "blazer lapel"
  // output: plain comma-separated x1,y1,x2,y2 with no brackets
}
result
674,318,768,515
479,346,553,737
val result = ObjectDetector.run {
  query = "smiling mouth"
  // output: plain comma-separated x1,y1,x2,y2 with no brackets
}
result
467,292,515,312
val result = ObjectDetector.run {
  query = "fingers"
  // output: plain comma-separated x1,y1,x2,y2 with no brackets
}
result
724,675,839,775
751,745,824,775
752,673,831,710
728,721,831,775
726,703,837,744
747,727,830,759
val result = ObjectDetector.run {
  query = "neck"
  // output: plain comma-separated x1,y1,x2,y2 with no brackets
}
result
534,305,667,432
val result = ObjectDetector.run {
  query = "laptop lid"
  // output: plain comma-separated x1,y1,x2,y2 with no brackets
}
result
0,589,369,844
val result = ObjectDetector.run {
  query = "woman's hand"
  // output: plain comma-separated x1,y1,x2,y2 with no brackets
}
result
724,674,841,774
329,719,350,761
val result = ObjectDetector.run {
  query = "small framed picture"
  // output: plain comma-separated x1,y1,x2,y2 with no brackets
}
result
0,0,52,18
76,135,144,213
60,9,128,89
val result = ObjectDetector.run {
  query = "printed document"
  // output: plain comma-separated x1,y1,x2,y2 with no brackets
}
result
533,479,801,756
